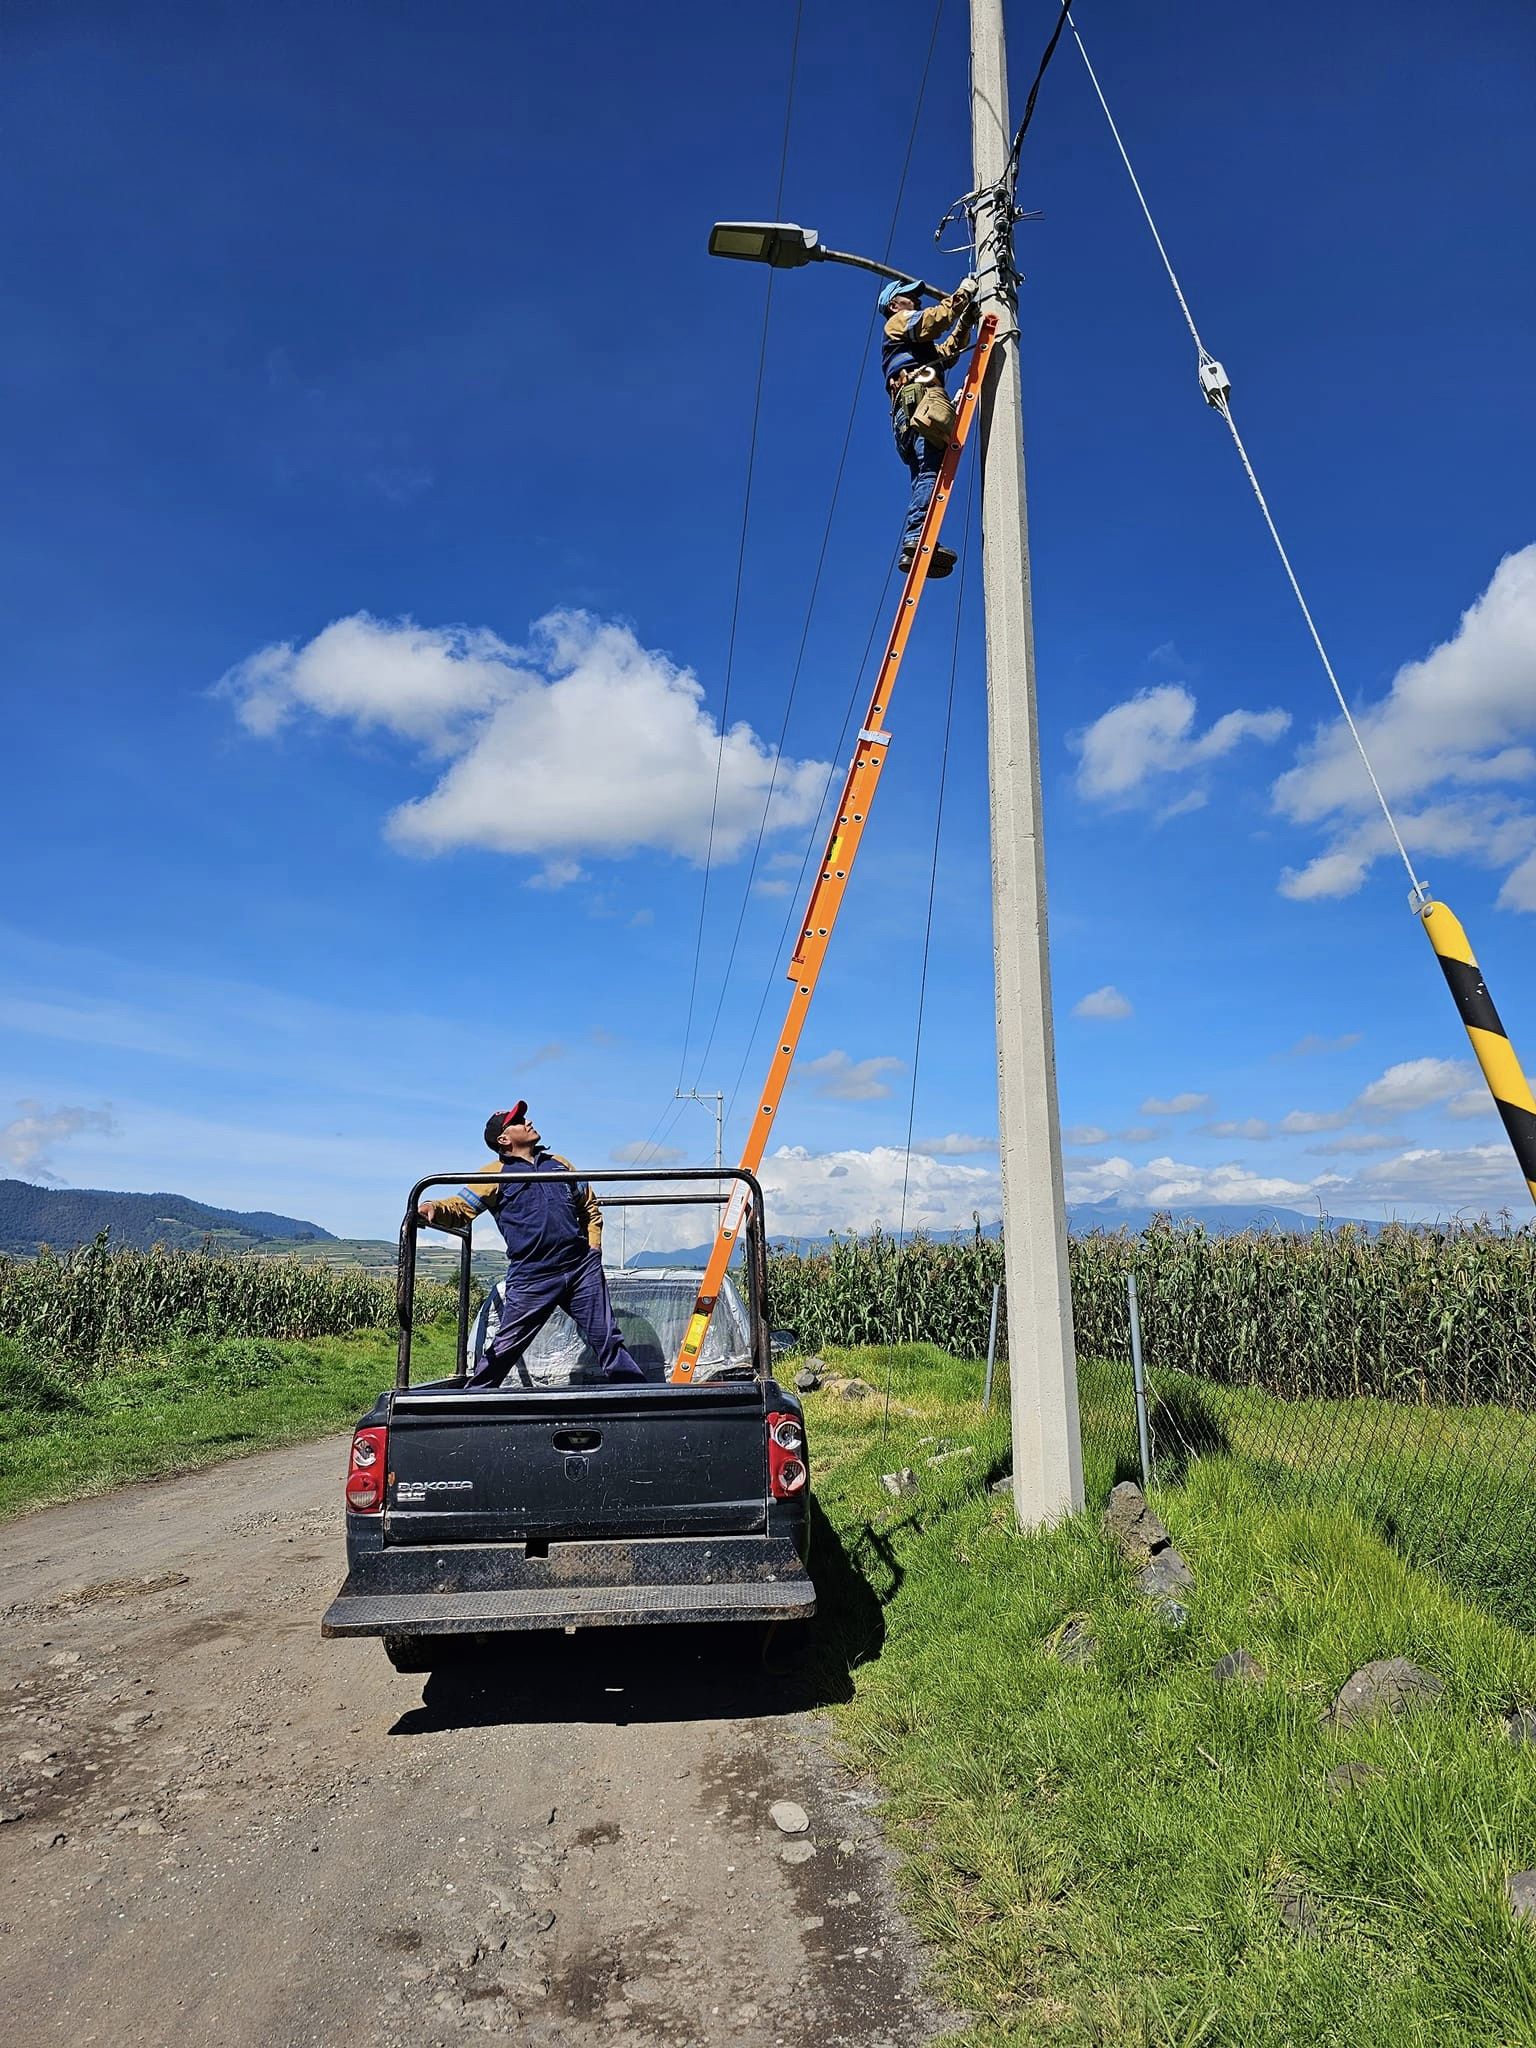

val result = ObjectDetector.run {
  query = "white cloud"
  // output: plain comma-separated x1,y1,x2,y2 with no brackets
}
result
1269,1064,1474,1146
1446,1088,1496,1121
914,1133,998,1156
1355,1057,1476,1116
759,1144,998,1239
1272,545,1536,906
1354,1141,1531,1213
1065,1152,1335,1212
1278,1108,1353,1134
1073,684,1289,804
526,858,584,890
1063,1124,1110,1146
1206,1118,1272,1140
1500,850,1536,912
1287,1031,1363,1057
1073,985,1133,1020
1140,1092,1212,1116
219,610,831,871
1304,1132,1404,1155
1062,1139,1530,1219
610,1141,686,1165
801,1050,903,1102
0,1100,116,1182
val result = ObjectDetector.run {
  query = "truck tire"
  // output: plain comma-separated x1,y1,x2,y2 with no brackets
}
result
383,1633,443,1674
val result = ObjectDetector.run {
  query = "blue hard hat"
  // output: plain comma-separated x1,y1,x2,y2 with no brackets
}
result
877,278,922,316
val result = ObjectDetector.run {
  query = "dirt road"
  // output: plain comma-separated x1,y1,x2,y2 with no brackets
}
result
0,1436,946,2047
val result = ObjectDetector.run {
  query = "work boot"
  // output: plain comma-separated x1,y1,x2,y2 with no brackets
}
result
899,542,957,579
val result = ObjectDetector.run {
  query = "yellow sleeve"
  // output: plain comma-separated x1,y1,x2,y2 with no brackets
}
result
427,1157,503,1228
911,288,973,343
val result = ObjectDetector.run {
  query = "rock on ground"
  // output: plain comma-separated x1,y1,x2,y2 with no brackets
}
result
0,1435,953,2048
1047,1618,1098,1668
1325,1761,1381,1796
1323,1657,1444,1731
1272,1878,1320,1940
1212,1649,1266,1686
1102,1482,1172,1563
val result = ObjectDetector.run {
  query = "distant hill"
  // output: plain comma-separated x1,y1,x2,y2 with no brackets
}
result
0,1180,335,1258
632,1203,1379,1266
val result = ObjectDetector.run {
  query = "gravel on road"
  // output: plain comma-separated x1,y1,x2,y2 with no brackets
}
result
0,1434,947,2047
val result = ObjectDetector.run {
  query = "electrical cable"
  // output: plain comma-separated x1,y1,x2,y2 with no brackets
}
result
883,464,975,1436
937,0,1073,295
703,0,951,1118
686,0,949,1099
1004,0,1076,198
675,0,806,1091
1067,12,1426,901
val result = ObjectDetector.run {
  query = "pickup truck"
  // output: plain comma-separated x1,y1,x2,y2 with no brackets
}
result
321,1167,813,1671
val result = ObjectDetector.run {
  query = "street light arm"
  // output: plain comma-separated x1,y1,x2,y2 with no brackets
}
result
707,221,947,300
812,245,947,300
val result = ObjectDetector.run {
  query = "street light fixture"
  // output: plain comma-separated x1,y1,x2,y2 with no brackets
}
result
708,220,940,300
708,221,822,268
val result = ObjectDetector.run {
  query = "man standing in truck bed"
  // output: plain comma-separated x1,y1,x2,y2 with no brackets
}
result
419,1104,644,1386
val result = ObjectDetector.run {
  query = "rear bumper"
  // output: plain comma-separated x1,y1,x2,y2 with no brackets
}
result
321,1534,814,1637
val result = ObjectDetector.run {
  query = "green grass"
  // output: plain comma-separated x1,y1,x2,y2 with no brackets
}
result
806,1345,1536,2047
0,1326,455,1519
1142,1366,1536,1632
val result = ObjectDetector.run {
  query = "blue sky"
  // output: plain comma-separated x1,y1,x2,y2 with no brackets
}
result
4,0,1535,1247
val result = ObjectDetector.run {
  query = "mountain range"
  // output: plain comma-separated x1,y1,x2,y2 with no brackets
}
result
0,1178,1380,1269
0,1179,334,1258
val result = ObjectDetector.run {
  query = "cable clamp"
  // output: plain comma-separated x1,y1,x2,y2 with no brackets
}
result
1198,351,1232,408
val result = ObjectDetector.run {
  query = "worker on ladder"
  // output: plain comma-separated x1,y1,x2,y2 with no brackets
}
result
878,274,978,579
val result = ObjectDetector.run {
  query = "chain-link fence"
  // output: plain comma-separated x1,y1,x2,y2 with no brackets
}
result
767,1219,1536,1629
1100,1234,1536,1633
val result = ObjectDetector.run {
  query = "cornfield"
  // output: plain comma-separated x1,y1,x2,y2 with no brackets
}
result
767,1218,1536,1409
0,1235,454,1372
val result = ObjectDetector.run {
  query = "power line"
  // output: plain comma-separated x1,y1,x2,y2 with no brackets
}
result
1004,0,1076,198
675,0,806,1089
722,548,901,1132
685,0,950,1098
895,465,975,1255
704,0,951,1113
1067,11,1425,901
884,465,976,1436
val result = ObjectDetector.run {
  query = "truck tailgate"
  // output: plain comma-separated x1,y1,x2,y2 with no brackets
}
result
382,1382,769,1544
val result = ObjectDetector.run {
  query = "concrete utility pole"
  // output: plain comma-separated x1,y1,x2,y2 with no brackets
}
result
970,0,1084,1523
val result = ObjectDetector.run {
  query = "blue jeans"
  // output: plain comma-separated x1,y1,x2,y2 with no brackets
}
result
896,421,944,549
470,1250,644,1386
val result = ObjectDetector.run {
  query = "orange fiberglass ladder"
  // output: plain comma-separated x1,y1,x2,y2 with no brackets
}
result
670,312,1000,1381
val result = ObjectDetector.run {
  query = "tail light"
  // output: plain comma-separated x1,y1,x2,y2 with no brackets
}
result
345,1425,388,1513
767,1411,807,1499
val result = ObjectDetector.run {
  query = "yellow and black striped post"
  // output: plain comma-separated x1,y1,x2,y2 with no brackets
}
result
1418,897,1536,1207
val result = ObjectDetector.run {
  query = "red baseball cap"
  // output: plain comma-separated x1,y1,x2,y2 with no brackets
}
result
484,1102,529,1148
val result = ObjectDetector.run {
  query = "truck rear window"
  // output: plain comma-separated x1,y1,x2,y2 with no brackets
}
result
469,1272,753,1386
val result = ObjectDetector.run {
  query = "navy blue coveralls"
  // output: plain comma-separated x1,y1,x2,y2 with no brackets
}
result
459,1152,644,1387
880,287,977,550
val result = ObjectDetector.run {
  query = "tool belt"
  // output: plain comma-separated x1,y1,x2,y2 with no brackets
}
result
889,363,956,448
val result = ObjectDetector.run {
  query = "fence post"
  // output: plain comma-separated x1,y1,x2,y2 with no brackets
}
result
1128,1270,1153,1489
982,1281,1002,1410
